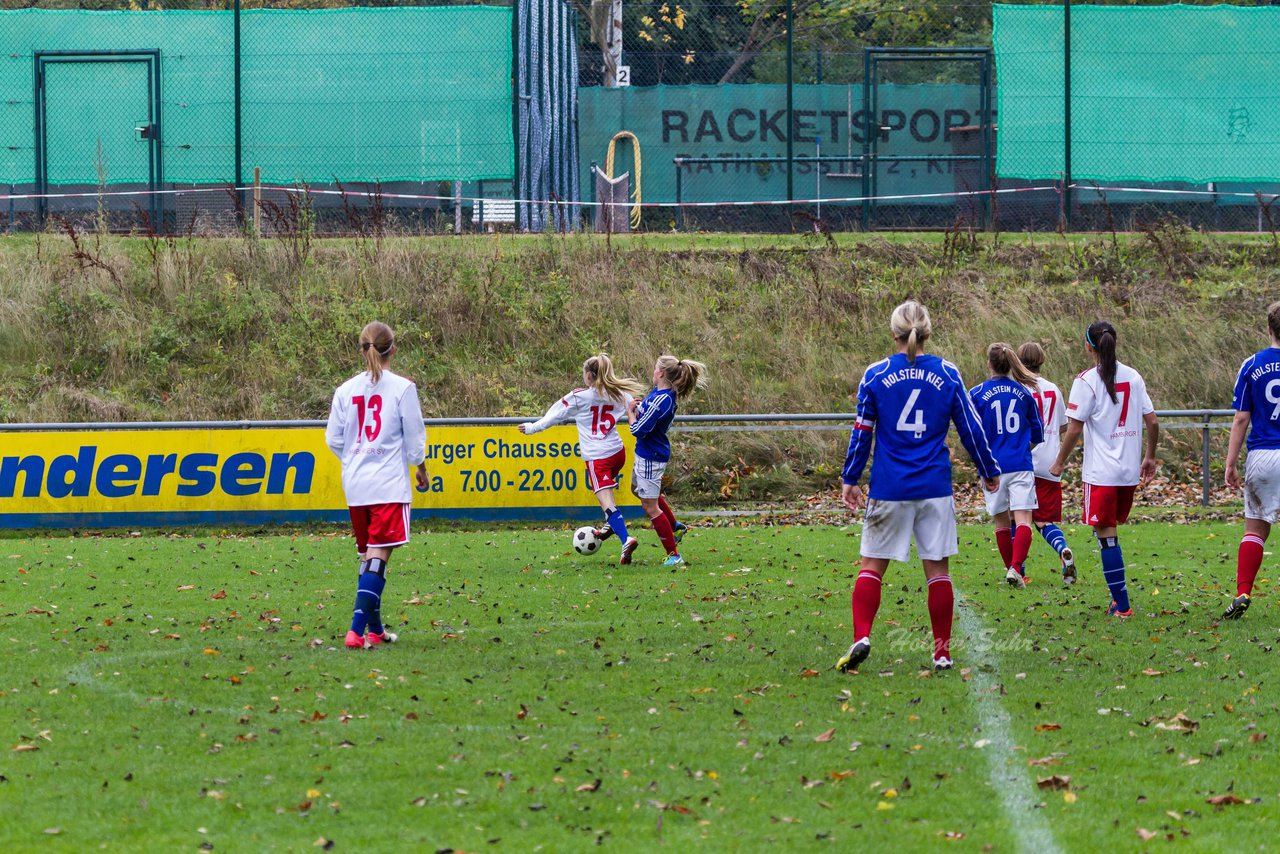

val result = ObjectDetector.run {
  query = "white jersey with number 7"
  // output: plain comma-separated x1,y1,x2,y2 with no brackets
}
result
521,387,635,462
1066,362,1154,486
1028,377,1068,481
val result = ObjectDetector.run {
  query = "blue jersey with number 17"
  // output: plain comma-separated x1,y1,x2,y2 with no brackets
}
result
1233,347,1280,451
843,353,1000,501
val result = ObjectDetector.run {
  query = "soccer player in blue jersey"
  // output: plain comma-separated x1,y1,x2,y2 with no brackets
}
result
970,344,1045,588
627,355,708,566
837,301,1001,673
1222,301,1280,619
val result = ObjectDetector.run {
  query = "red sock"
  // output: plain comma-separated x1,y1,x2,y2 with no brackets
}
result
1238,534,1266,597
851,570,882,640
1012,525,1033,576
927,574,954,660
658,496,678,529
995,527,1013,569
651,513,678,555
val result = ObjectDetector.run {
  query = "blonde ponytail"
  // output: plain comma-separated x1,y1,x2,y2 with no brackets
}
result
987,342,1037,386
360,321,395,384
656,354,709,399
889,301,932,364
583,353,645,403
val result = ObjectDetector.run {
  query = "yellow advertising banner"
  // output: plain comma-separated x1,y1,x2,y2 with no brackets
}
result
0,425,639,528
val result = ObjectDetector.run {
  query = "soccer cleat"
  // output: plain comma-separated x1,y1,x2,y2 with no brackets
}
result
345,630,370,649
673,522,688,544
367,630,398,645
1221,594,1251,621
1005,568,1026,589
1106,600,1134,619
933,656,954,671
619,537,639,565
662,554,685,567
593,526,615,543
836,638,871,673
1061,547,1077,586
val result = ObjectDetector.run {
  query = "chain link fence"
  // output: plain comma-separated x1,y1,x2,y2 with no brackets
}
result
3,0,1280,233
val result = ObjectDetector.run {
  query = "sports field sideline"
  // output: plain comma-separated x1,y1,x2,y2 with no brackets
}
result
0,516,1273,852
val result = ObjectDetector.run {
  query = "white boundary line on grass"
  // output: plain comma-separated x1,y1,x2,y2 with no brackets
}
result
954,591,1065,854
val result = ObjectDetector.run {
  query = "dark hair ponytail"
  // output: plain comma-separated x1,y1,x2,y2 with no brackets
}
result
1087,320,1119,403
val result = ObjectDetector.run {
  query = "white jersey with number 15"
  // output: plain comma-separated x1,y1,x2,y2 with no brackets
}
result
521,387,635,462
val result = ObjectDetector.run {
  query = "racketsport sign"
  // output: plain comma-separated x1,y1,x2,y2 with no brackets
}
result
0,425,639,529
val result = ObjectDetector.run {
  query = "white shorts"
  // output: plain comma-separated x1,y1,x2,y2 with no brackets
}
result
860,496,958,562
1245,449,1280,523
631,456,667,500
983,469,1038,516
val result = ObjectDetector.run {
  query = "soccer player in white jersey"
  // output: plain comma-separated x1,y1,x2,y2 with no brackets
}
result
838,301,1000,673
520,354,646,565
325,322,428,650
1222,302,1280,620
1050,320,1160,619
1018,342,1077,585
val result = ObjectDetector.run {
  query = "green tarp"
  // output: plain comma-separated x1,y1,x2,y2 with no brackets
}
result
580,83,988,206
993,4,1280,183
0,7,513,186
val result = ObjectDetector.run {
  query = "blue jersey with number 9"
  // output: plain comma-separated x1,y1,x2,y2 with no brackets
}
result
1233,347,1280,451
843,353,1000,500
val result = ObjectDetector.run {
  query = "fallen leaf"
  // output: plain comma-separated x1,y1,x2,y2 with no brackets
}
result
799,669,820,679
1153,713,1199,734
12,744,38,752
313,838,335,851
1036,775,1071,791
575,779,602,793
177,585,195,591
814,728,835,743
1034,723,1062,732
1063,791,1078,804
1142,669,1164,677
210,590,227,600
1206,794,1245,806
1137,828,1157,841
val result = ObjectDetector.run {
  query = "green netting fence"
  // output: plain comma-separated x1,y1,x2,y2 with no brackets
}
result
1,7,514,187
994,3,1280,185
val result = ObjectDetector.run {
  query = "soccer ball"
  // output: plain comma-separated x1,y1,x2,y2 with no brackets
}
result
573,526,601,556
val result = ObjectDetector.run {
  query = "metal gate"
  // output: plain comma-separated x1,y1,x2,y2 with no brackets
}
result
34,50,162,226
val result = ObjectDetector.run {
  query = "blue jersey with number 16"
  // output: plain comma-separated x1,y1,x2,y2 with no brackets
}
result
1233,347,1280,451
968,377,1044,474
843,353,1000,501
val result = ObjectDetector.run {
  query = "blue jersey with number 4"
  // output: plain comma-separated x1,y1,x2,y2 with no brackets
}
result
843,353,1000,501
968,377,1044,474
1233,347,1280,451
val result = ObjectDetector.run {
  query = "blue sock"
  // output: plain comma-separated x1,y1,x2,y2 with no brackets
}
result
1040,524,1068,557
350,559,387,635
1098,537,1129,612
606,507,630,543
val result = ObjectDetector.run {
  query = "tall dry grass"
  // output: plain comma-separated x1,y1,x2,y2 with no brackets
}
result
1,224,1275,498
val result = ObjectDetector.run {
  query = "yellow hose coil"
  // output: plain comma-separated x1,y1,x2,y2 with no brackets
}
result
604,131,641,229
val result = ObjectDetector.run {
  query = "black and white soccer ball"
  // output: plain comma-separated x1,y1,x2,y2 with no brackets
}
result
573,526,601,555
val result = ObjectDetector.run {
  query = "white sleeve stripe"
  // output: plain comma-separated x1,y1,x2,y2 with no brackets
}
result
944,361,997,475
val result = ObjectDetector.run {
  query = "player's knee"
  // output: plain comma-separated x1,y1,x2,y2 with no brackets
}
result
362,557,389,576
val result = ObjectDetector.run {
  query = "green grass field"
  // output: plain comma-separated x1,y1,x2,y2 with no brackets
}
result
1,518,1275,852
